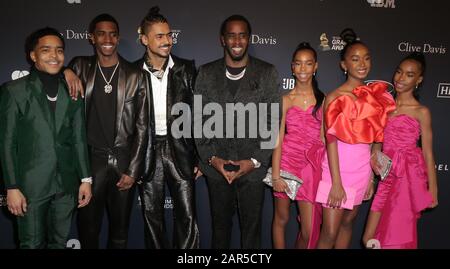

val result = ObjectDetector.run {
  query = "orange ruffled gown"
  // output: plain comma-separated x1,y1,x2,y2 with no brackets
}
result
317,82,396,208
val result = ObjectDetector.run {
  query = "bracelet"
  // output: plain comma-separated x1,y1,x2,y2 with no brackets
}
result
271,178,281,183
81,177,93,184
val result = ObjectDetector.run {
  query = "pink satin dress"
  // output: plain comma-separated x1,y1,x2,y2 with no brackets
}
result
371,114,433,249
274,105,325,248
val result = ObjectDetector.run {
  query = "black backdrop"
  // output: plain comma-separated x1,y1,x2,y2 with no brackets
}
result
0,0,449,249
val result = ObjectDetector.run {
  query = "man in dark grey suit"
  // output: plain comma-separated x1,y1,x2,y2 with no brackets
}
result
194,14,280,249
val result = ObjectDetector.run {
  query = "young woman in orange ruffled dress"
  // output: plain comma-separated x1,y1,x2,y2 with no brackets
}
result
315,29,395,249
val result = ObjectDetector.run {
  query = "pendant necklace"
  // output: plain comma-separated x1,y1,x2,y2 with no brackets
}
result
97,61,119,94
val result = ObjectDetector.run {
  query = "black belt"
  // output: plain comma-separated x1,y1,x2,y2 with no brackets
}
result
155,135,167,143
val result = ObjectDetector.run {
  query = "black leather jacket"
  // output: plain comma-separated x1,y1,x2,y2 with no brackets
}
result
134,54,198,181
69,55,149,180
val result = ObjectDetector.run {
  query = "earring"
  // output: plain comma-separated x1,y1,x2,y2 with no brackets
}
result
313,72,316,76
415,84,419,89
344,70,347,75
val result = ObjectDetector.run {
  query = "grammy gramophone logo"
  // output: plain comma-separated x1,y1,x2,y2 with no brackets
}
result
318,33,346,52
319,33,330,51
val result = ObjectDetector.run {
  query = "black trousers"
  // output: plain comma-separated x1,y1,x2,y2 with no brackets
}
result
139,136,199,249
77,150,136,249
206,172,265,249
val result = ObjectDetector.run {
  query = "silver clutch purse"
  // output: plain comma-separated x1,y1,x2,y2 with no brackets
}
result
376,151,392,180
263,167,303,200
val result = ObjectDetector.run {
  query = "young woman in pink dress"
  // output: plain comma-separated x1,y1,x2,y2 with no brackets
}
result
363,52,438,249
315,29,395,249
271,42,325,249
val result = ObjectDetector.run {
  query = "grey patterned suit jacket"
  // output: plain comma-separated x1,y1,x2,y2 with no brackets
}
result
194,56,281,180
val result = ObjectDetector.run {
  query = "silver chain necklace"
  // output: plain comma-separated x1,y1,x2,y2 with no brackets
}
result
225,68,246,81
97,61,119,94
46,94,57,102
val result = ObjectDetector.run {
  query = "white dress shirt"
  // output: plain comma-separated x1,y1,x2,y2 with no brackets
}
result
143,55,174,136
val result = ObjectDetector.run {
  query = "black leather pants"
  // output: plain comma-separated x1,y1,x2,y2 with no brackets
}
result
77,150,136,249
139,136,199,249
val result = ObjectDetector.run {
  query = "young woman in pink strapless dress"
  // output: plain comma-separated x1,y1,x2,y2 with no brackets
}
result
271,42,325,249
315,29,395,249
363,52,438,249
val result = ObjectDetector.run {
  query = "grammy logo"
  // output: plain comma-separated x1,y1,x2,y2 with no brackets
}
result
319,33,330,51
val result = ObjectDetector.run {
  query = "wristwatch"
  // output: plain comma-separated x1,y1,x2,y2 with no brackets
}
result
250,158,261,168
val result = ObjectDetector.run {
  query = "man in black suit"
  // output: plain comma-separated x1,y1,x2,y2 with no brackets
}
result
134,7,199,249
194,15,280,248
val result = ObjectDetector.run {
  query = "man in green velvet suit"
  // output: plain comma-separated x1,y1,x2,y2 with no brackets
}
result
0,27,92,249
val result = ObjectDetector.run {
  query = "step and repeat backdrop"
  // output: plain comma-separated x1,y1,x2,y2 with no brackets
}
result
0,0,449,248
